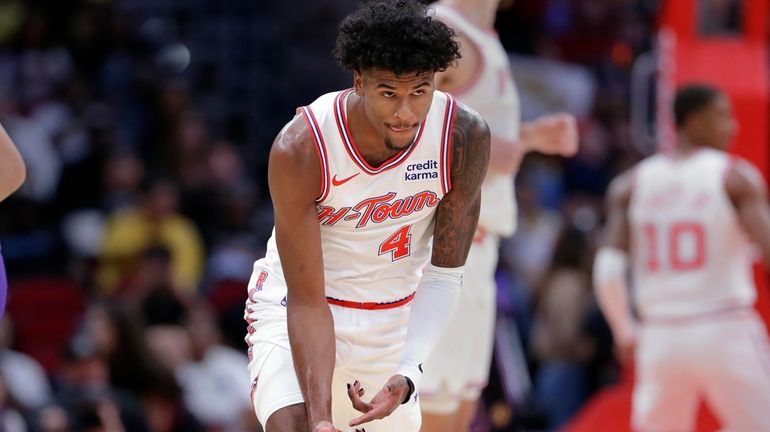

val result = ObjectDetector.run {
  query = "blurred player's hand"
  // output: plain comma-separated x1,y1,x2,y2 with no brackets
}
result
347,375,409,427
312,420,341,432
524,112,579,157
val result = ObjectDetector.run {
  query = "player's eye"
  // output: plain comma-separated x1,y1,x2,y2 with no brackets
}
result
412,89,425,96
382,91,395,98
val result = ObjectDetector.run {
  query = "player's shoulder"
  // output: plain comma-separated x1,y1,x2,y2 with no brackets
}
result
449,99,490,158
271,89,346,161
450,96,487,135
607,166,639,206
269,112,318,173
724,155,767,198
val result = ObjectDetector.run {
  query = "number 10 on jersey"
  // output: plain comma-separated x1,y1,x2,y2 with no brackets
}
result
643,221,706,272
379,225,412,261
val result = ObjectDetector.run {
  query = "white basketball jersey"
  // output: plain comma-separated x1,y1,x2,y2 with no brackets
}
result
433,3,521,237
249,89,456,308
629,148,756,320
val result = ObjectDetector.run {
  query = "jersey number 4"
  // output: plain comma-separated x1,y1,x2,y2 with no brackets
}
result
643,221,705,272
379,225,412,261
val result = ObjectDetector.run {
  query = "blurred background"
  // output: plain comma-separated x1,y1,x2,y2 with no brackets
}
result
0,0,766,431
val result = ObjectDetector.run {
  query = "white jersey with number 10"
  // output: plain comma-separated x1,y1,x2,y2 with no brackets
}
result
629,148,756,321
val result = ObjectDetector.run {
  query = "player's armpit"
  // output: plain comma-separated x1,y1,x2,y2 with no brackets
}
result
725,159,770,268
431,106,490,267
268,114,335,426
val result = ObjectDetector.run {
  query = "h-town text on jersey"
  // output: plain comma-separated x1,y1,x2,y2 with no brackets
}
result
317,190,440,228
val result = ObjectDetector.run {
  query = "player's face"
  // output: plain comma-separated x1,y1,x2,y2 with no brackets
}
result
355,68,435,151
700,94,738,150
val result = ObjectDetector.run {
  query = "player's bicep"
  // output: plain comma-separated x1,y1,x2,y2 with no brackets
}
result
268,117,326,301
431,109,490,267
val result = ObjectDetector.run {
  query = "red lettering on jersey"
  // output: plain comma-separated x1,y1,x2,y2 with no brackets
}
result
354,193,398,227
256,271,268,289
353,191,439,228
318,206,352,226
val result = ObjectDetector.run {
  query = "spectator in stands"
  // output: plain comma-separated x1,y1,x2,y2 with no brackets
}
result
97,177,204,295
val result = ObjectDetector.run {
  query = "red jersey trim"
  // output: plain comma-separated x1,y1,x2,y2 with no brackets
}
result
334,89,424,175
326,291,416,310
440,94,457,194
300,106,330,202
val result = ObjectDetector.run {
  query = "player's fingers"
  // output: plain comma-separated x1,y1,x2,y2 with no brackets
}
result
346,383,371,413
352,380,365,397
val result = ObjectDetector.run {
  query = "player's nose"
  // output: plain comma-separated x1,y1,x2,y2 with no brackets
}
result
393,99,415,122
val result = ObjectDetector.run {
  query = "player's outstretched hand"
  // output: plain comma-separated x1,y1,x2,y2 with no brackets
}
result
312,420,341,432
347,375,409,427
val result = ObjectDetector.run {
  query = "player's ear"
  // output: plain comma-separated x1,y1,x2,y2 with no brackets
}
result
353,70,363,95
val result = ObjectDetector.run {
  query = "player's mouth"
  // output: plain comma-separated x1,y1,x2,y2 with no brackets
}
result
387,124,417,134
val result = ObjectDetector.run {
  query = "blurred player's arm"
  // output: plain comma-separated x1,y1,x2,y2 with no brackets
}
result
594,170,636,361
726,160,770,267
0,123,25,201
348,106,490,427
268,114,334,429
435,32,576,175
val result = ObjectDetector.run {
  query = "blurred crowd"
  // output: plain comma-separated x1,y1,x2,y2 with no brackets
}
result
0,1,660,431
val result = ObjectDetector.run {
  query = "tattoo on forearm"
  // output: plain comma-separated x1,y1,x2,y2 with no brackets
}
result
432,109,490,267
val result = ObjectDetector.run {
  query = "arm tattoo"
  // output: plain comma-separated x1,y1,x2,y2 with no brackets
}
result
432,107,490,267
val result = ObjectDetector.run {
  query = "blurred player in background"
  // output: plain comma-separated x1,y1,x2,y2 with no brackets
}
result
244,1,490,431
594,84,770,431
420,1,578,430
0,124,25,319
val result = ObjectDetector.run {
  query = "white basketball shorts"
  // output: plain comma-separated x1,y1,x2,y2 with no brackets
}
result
247,301,422,431
633,308,770,431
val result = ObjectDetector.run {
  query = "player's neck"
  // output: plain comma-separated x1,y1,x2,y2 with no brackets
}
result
441,0,498,29
346,93,400,167
674,135,709,157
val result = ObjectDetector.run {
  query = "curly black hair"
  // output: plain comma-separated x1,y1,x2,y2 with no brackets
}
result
333,0,461,75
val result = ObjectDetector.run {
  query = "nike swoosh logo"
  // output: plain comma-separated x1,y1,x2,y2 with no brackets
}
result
332,173,359,186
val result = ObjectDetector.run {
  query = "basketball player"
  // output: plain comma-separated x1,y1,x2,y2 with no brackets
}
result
244,1,490,431
420,1,578,430
0,123,25,319
594,84,770,431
